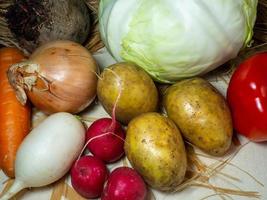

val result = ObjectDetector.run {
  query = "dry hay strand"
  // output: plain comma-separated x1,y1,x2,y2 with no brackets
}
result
173,143,263,199
0,0,21,50
85,0,99,14
0,179,27,199
254,0,267,43
84,0,104,53
50,177,87,200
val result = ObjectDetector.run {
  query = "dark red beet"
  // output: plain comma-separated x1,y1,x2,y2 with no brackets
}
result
4,0,90,53
86,118,125,163
71,155,109,199
101,167,147,200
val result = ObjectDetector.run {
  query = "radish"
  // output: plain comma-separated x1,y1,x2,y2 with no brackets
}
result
101,167,147,200
0,112,85,200
86,118,125,163
71,155,109,199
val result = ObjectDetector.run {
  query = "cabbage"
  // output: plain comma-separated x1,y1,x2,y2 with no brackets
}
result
99,0,258,83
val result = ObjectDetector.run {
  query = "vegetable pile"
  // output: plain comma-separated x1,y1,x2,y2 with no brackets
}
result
0,0,267,200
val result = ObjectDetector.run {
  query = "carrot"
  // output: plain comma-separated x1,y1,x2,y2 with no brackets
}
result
0,47,31,178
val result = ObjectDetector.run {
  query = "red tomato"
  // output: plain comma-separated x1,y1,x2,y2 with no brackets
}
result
227,52,267,142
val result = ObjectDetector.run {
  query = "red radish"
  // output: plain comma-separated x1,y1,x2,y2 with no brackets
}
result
101,167,147,200
71,155,109,199
86,118,125,163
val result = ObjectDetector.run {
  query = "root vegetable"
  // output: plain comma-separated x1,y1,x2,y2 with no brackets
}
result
71,155,109,199
0,47,31,178
86,118,126,163
163,77,233,156
125,112,187,191
0,112,85,200
97,62,158,124
7,40,99,114
101,167,147,200
1,0,91,53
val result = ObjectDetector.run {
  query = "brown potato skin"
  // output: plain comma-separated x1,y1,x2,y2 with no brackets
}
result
125,112,187,191
97,62,158,124
163,77,233,156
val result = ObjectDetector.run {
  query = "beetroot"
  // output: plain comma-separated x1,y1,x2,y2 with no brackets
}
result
86,118,125,163
70,155,109,199
2,0,90,53
101,167,147,200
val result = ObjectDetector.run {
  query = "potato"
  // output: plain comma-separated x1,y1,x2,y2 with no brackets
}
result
125,112,187,191
163,77,233,156
97,63,158,124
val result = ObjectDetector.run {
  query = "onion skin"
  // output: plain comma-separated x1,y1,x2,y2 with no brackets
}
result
8,40,98,114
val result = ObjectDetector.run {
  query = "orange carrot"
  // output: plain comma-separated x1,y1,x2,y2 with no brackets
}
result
0,47,31,178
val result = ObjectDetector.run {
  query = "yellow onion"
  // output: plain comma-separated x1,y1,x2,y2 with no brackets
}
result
8,40,99,114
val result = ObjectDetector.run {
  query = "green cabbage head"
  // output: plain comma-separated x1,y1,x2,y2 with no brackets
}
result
99,0,258,83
